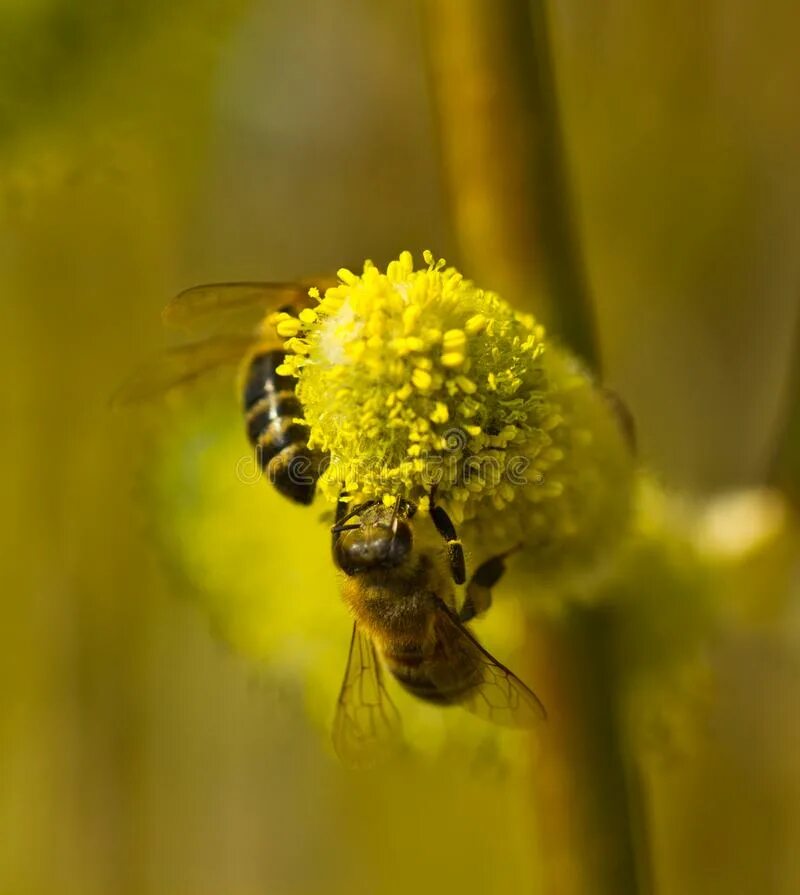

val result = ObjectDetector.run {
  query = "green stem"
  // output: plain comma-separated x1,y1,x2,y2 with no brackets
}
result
768,301,800,505
422,0,598,371
527,606,640,894
422,3,640,892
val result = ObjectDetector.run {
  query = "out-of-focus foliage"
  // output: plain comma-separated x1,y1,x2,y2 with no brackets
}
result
548,1,800,493
3,1,800,894
0,0,248,140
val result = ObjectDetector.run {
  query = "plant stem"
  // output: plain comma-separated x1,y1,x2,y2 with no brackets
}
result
526,606,642,895
422,0,598,371
422,3,640,893
768,300,800,506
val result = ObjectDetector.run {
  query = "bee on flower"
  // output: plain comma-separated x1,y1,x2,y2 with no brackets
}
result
129,250,636,764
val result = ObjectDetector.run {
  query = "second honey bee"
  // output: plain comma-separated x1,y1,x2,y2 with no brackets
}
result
331,493,546,767
115,281,330,504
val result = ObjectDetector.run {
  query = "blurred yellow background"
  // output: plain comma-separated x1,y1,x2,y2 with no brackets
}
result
2,2,799,893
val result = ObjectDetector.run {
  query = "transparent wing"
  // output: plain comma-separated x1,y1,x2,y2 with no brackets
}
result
431,602,546,728
163,281,324,335
332,623,404,768
111,334,256,407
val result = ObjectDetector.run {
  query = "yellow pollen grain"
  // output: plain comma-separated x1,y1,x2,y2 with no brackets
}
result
276,317,301,337
455,375,477,394
441,351,465,368
298,308,317,324
465,314,487,335
284,337,309,355
442,329,466,351
430,402,449,423
412,368,433,391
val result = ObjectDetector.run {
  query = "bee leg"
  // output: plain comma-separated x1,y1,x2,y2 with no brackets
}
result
429,491,466,585
331,495,382,554
332,497,380,530
601,386,637,454
460,545,521,622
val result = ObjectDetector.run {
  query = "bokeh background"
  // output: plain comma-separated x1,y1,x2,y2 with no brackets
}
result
2,2,799,893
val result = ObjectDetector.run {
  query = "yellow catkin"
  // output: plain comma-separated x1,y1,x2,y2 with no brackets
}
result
279,251,634,579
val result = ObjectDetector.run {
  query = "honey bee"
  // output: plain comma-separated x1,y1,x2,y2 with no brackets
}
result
115,281,331,504
330,494,546,767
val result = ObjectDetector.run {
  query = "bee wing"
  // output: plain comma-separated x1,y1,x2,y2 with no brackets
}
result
163,281,325,335
111,334,256,407
431,601,546,728
332,623,404,768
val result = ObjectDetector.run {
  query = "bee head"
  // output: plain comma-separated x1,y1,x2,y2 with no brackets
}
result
333,503,414,576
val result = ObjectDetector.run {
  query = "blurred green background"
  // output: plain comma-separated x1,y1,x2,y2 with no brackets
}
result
2,2,799,893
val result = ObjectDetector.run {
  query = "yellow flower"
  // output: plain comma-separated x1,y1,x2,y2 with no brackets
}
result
284,250,635,579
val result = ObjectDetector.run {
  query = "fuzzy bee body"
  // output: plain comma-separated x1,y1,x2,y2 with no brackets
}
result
115,280,331,506
331,500,545,766
340,556,480,708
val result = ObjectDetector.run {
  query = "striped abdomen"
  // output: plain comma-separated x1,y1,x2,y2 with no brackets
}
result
242,348,323,505
383,642,482,707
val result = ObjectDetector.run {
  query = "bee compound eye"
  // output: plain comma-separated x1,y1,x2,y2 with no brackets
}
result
333,530,363,576
387,521,412,564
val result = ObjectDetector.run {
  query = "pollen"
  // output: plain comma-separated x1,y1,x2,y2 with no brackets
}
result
278,251,634,572
455,375,477,394
441,352,465,368
465,314,487,335
442,328,467,352
412,368,433,391
430,402,449,424
275,315,301,338
298,308,317,324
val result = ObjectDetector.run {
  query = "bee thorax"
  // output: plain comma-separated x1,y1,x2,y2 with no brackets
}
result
342,580,434,640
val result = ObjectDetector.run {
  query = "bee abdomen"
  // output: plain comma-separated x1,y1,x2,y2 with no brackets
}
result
246,388,303,444
242,349,295,412
266,443,321,505
241,347,321,505
385,652,477,707
253,416,310,466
